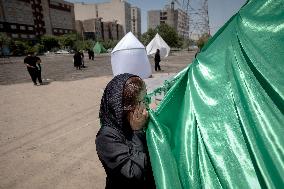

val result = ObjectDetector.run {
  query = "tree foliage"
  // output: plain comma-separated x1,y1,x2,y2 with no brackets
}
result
101,40,118,50
40,35,59,51
141,28,156,46
1,31,119,56
196,33,211,50
141,24,182,48
0,33,12,47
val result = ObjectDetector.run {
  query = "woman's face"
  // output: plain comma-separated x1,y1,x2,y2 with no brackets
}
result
128,85,149,131
136,86,147,110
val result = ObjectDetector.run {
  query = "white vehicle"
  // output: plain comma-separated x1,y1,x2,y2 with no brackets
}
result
55,50,70,54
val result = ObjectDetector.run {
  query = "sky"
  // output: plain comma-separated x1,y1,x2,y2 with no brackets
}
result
66,0,246,35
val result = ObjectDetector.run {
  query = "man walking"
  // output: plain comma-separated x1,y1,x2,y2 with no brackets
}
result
24,52,42,85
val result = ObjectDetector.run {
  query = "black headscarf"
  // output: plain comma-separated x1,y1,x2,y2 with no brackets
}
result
97,73,156,189
99,73,136,134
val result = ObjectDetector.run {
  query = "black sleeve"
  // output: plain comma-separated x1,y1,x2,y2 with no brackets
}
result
96,127,148,180
24,57,28,64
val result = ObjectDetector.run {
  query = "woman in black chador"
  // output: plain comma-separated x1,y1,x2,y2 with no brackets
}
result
154,49,161,71
96,73,156,189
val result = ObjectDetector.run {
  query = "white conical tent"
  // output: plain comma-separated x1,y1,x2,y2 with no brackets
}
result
111,32,152,79
146,33,170,58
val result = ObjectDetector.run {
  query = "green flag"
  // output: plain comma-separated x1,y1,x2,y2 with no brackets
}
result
147,0,284,188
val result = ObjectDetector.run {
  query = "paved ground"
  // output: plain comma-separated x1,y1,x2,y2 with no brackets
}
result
0,51,194,85
0,51,195,189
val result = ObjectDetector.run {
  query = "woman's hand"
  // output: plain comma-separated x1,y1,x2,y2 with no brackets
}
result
129,106,148,131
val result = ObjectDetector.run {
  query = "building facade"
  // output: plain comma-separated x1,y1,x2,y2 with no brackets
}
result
74,0,141,36
0,0,75,39
131,7,141,38
75,18,124,41
148,3,189,38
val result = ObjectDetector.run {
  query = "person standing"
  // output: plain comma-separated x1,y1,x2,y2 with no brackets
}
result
90,49,94,60
80,50,85,68
24,52,42,85
73,51,82,70
96,73,156,189
35,55,43,84
154,49,161,71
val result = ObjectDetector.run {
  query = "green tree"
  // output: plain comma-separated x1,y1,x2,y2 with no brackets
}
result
141,24,182,48
141,28,156,46
10,40,31,56
58,33,78,49
0,33,12,48
34,43,45,54
40,35,59,51
156,24,180,47
84,40,96,50
101,40,118,50
0,33,12,56
196,33,211,50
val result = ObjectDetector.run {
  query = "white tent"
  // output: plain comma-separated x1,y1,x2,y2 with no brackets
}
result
146,33,170,58
111,32,152,79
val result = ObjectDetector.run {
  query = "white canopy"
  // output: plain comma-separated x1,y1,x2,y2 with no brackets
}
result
146,33,170,58
111,32,152,79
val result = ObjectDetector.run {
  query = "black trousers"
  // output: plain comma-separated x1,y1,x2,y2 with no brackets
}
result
155,61,161,71
28,68,42,84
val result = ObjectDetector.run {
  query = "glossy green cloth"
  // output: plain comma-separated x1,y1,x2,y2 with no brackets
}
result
146,0,284,188
93,42,107,54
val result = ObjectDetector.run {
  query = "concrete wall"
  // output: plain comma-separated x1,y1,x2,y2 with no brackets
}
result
0,0,75,38
41,0,52,35
148,6,189,38
148,10,160,30
74,0,131,34
1,0,33,25
0,0,6,22
74,3,97,21
50,8,74,30
131,7,141,37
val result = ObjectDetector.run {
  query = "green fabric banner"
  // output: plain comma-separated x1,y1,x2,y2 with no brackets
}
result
146,0,284,188
93,42,107,54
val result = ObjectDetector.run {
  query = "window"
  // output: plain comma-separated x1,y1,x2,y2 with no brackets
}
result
21,34,27,38
11,25,17,29
28,26,33,31
20,25,26,30
11,34,19,38
0,24,3,29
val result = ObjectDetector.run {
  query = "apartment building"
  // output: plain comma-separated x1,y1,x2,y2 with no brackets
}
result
148,2,189,38
0,0,75,39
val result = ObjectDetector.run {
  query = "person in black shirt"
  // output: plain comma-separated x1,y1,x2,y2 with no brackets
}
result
35,56,43,84
154,49,161,71
96,73,156,189
80,50,85,68
24,53,42,85
73,51,82,70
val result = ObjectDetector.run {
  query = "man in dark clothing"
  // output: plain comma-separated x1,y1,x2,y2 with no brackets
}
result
96,73,156,189
90,50,94,60
35,56,43,84
73,51,82,70
80,50,85,68
24,53,42,85
154,49,161,71
88,49,91,60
